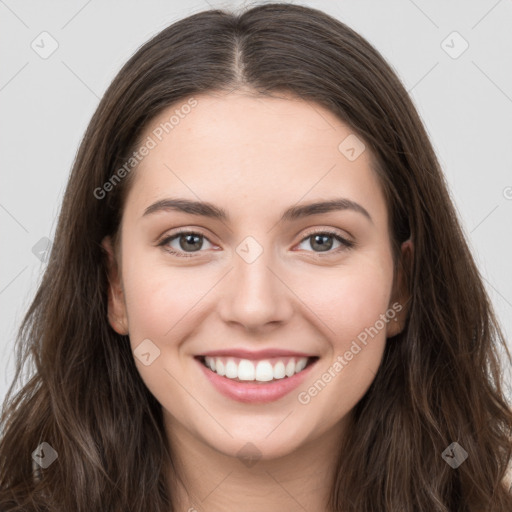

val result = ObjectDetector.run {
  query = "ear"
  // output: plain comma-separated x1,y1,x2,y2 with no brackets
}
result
386,239,413,338
102,235,129,335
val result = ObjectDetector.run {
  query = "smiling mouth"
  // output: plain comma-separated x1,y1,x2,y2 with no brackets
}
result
196,355,319,383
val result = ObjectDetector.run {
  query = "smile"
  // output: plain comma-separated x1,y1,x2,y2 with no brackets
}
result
195,354,319,403
199,355,317,382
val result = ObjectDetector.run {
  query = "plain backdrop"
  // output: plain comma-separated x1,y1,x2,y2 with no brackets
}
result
1,0,511,405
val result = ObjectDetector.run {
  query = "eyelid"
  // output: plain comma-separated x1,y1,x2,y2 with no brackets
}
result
299,226,354,245
157,226,216,245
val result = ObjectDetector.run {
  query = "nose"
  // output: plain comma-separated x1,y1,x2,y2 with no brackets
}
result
217,242,294,334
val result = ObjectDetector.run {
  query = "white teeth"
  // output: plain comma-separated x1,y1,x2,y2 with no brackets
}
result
296,358,307,372
238,359,255,380
203,356,312,382
255,360,274,381
216,359,225,376
225,359,238,378
273,361,286,379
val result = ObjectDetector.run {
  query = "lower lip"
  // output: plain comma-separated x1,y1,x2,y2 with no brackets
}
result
196,357,317,404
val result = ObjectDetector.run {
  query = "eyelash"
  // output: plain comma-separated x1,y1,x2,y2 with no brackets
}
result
158,227,355,258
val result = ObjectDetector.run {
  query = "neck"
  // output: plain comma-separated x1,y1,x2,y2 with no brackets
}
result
164,413,351,512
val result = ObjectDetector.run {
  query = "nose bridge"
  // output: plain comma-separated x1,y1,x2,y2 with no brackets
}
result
218,234,293,330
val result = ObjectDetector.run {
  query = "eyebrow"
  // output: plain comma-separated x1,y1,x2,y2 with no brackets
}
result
142,197,373,224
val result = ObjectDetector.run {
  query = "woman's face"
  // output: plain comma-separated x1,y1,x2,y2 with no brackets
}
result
104,90,410,461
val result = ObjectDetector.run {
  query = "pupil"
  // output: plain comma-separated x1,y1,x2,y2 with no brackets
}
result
180,234,202,252
312,234,332,252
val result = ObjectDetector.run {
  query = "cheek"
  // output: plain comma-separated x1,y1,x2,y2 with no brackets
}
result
122,263,205,340
295,274,392,421
300,253,395,343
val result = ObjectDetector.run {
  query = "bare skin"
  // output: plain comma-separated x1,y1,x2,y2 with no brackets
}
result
103,89,412,511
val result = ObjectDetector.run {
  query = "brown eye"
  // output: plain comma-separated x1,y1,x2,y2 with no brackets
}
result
159,231,214,257
297,230,354,254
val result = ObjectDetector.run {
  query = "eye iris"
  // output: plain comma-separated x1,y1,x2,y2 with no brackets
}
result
180,233,203,252
311,234,333,252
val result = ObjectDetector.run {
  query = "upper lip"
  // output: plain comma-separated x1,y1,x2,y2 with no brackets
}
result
198,348,317,360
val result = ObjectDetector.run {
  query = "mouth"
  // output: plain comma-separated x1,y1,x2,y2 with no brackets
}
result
195,355,319,383
194,354,319,403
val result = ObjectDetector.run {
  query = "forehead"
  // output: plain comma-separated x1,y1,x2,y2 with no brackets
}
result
123,91,387,228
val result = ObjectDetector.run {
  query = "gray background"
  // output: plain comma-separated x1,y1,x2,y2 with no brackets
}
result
1,0,511,405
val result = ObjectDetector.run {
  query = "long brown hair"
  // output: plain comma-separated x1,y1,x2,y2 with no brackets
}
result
1,3,511,510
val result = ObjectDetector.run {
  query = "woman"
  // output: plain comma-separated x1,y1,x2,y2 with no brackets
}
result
1,3,511,511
